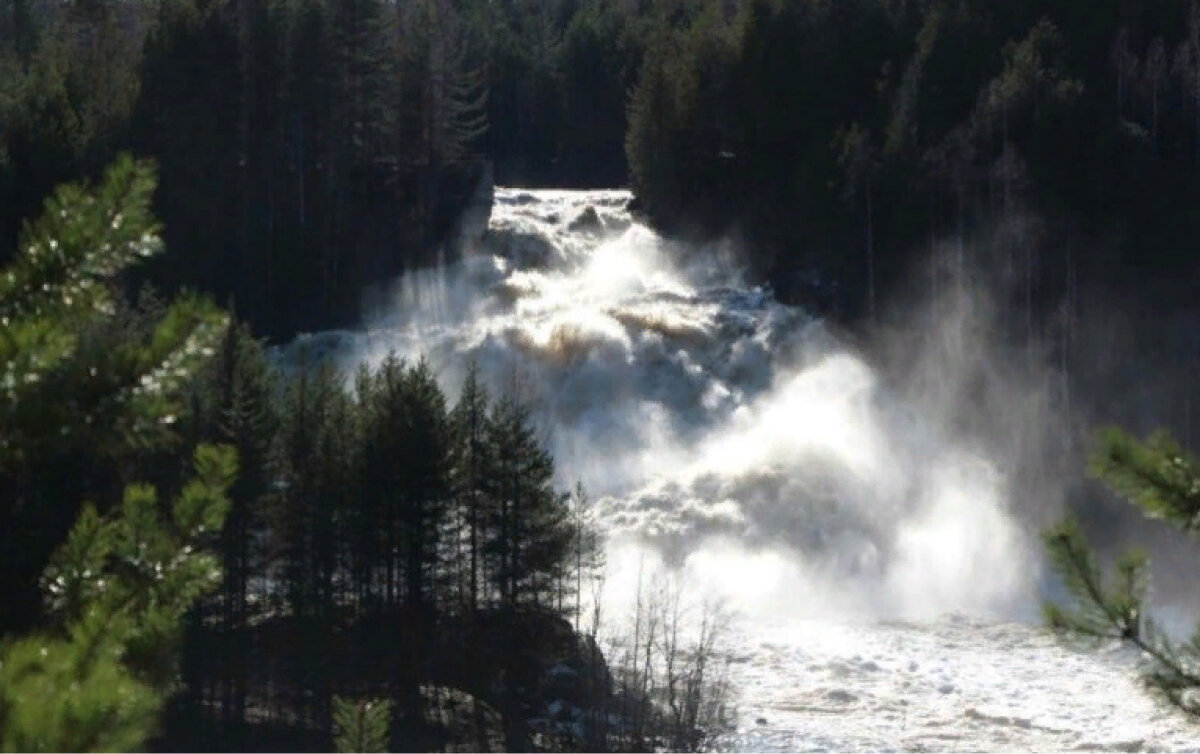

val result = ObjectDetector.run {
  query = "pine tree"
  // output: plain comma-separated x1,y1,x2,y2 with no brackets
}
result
333,695,391,753
0,445,238,752
351,361,383,612
449,362,491,613
359,353,408,608
1044,427,1200,717
399,0,487,249
269,357,353,729
484,385,572,610
184,321,279,729
396,357,452,610
0,155,235,750
568,481,604,632
0,155,230,629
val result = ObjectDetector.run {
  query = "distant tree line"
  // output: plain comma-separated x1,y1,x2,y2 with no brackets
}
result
0,0,654,341
624,0,1200,326
5,0,1200,340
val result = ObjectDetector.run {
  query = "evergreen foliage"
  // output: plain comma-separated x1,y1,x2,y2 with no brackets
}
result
623,0,1200,322
0,155,235,751
160,350,608,750
0,446,237,752
1044,428,1200,718
6,0,1200,336
0,154,229,630
332,696,391,754
485,386,573,609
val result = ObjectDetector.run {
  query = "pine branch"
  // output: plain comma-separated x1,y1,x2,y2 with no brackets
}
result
3,444,237,750
333,695,391,753
1091,427,1200,531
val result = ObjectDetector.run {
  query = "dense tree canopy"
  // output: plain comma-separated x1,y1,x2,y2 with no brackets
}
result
5,0,1200,338
624,0,1200,322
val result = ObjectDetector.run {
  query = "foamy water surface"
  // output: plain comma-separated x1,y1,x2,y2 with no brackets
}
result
285,187,1200,751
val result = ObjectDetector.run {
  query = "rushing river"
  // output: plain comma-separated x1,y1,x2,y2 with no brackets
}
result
289,188,1200,751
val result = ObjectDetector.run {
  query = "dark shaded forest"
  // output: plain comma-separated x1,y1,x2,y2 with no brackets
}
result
4,0,1199,347
625,0,1200,324
4,0,1200,751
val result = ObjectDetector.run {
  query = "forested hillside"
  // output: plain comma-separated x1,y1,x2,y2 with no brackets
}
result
0,0,640,339
5,0,1199,335
5,0,1200,751
624,0,1200,323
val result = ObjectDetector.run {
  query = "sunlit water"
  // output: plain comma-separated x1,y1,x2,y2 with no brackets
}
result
723,615,1200,752
286,188,1200,751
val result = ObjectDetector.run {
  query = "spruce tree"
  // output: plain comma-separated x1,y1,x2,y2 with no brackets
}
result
396,357,452,610
484,386,572,610
449,361,491,614
183,321,280,729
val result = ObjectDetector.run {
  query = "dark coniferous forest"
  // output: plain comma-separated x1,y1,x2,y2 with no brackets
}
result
5,0,1200,751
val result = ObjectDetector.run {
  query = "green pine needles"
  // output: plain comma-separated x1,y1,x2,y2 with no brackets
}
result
0,154,228,467
0,446,237,751
1044,427,1200,718
333,696,392,753
0,155,234,750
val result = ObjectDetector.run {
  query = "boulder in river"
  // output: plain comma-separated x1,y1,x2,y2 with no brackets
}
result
567,205,602,233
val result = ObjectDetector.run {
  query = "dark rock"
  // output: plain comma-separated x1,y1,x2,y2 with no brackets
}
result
487,228,559,269
452,160,494,248
418,684,505,753
567,205,602,233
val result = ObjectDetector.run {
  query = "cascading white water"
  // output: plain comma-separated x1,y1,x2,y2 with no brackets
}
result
290,188,1200,751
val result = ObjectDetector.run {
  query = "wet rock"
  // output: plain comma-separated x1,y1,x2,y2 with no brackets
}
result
1074,739,1144,752
964,708,1032,730
454,161,494,246
419,685,505,752
568,206,602,233
488,229,559,268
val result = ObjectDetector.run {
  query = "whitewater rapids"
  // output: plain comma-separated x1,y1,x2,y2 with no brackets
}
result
288,188,1200,751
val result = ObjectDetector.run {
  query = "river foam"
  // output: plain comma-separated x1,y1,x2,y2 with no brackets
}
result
283,187,1200,750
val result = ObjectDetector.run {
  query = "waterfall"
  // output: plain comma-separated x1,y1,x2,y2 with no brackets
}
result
281,187,1199,751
